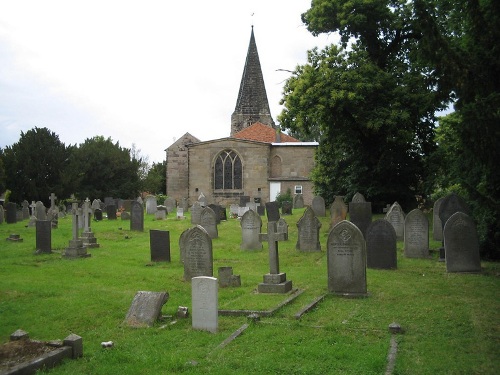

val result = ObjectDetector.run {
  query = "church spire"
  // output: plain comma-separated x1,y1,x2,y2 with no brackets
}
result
231,26,275,136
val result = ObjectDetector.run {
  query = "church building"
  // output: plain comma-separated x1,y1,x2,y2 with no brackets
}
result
165,27,318,207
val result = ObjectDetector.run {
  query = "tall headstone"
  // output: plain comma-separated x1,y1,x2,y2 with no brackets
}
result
107,204,117,220
366,219,397,269
444,212,481,273
164,197,176,214
192,276,218,333
200,206,218,239
240,209,263,250
22,200,30,220
265,201,280,222
404,209,429,258
35,201,47,220
6,202,17,224
191,201,202,225
311,196,326,217
179,227,191,264
0,206,4,224
276,217,289,239
348,193,372,237
150,230,171,262
327,220,367,296
63,203,90,259
385,202,405,241
145,195,157,215
296,206,322,252
293,194,304,209
35,220,52,254
439,193,471,231
130,201,144,231
80,198,99,248
183,226,213,281
258,222,292,293
330,196,348,229
432,197,444,241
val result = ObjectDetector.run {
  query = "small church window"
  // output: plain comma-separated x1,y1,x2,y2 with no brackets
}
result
214,150,242,190
295,185,303,194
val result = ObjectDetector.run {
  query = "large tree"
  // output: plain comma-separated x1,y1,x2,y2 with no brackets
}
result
2,127,71,204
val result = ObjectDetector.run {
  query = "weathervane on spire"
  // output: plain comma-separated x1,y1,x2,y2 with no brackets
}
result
251,12,254,27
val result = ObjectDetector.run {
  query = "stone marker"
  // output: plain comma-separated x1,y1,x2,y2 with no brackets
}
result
240,209,263,250
327,220,367,296
281,201,293,215
150,230,171,262
444,212,481,273
80,198,99,248
229,204,239,218
265,201,280,222
94,208,103,221
0,206,4,224
404,209,429,258
432,197,444,241
276,217,289,239
296,206,322,252
176,207,185,219
22,200,29,220
164,197,176,213
258,222,292,293
6,202,17,224
35,220,52,254
200,206,218,239
178,227,191,264
107,204,117,220
183,225,213,281
218,267,241,287
438,193,471,261
366,219,397,269
35,201,47,220
191,201,202,225
293,194,304,209
348,193,372,237
352,192,366,202
124,291,169,327
385,202,405,241
208,204,221,224
63,203,90,259
130,201,144,231
239,196,250,207
330,196,348,220
311,196,326,217
155,205,167,220
238,206,249,217
192,276,218,333
145,195,157,214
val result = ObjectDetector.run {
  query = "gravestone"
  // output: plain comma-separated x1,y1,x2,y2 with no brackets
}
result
296,206,322,252
208,204,221,224
80,198,99,248
293,194,304,209
180,197,189,212
130,201,144,231
107,204,117,220
257,204,266,216
404,209,429,258
91,199,101,212
192,276,218,333
35,220,52,254
6,202,17,224
191,201,202,225
124,291,169,327
35,201,47,220
22,200,30,220
327,220,367,296
155,205,167,220
258,221,292,293
183,225,213,281
94,208,103,221
281,201,293,215
385,202,405,241
311,196,326,217
432,197,444,241
246,201,257,213
229,204,239,218
366,219,397,269
444,212,481,273
176,207,185,219
265,201,280,222
276,217,289,238
198,193,207,207
0,206,4,224
200,206,218,239
150,230,171,262
164,197,176,213
238,206,249,218
218,267,241,287
145,195,157,215
28,201,37,226
330,196,348,229
439,193,471,230
218,206,227,221
348,194,372,237
63,203,90,259
240,209,263,250
239,196,250,207
178,227,191,263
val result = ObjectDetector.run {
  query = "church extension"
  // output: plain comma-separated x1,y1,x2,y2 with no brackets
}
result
165,27,318,207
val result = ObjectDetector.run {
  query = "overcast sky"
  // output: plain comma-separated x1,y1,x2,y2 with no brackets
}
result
0,1,337,164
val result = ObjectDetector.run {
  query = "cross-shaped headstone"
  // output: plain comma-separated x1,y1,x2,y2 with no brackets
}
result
49,193,57,209
82,198,92,232
29,201,36,216
71,203,80,240
259,221,288,274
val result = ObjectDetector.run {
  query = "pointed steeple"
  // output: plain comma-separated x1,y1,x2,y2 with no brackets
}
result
231,26,275,136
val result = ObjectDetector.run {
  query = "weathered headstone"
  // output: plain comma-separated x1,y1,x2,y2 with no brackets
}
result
22,200,30,220
276,217,289,238
330,196,348,229
218,267,241,288
296,206,322,252
35,201,47,220
385,202,405,241
180,197,189,212
191,201,202,225
192,276,218,333
145,195,157,215
121,211,130,220
94,208,103,221
240,209,263,250
432,197,444,241
258,221,292,293
246,201,257,213
35,220,52,254
107,204,117,220
200,206,218,239
439,193,471,230
124,291,169,327
293,194,304,209
0,206,4,224
311,196,326,217
150,230,171,262
265,201,280,222
348,194,372,237
352,192,366,202
327,220,367,296
164,197,176,214
178,227,191,264
63,203,90,259
91,199,101,212
404,209,429,258
444,212,481,273
208,204,221,224
183,225,213,281
257,204,266,216
176,207,185,219
130,201,144,231
80,198,99,248
6,202,17,224
155,205,167,220
218,205,227,221
281,201,293,215
366,219,397,269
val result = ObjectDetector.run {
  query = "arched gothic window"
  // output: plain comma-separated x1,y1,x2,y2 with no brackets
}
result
214,150,242,190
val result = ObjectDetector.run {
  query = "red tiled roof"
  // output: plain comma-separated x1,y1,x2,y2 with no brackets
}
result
232,122,299,143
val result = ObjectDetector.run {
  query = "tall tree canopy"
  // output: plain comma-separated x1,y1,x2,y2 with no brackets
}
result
2,127,71,204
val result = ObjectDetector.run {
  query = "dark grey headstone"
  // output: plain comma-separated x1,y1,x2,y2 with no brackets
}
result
385,202,405,241
183,225,213,281
444,212,481,273
35,220,52,254
107,204,117,220
239,196,250,207
348,201,372,237
208,204,221,224
293,194,304,209
311,196,326,217
94,208,103,221
366,219,397,269
404,209,429,258
257,205,266,216
124,291,169,327
327,220,367,296
439,193,471,230
281,201,293,215
6,202,17,224
265,201,280,222
240,209,263,250
296,206,322,252
432,197,444,241
130,201,144,231
150,230,170,262
0,206,4,224
200,206,218,239
35,201,47,220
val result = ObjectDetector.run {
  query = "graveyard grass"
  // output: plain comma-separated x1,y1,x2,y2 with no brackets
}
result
1,209,499,375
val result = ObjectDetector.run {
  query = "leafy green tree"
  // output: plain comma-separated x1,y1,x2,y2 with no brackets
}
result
2,127,70,204
65,136,141,200
142,161,166,195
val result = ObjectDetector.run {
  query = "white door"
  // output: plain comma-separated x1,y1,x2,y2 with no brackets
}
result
270,182,281,202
